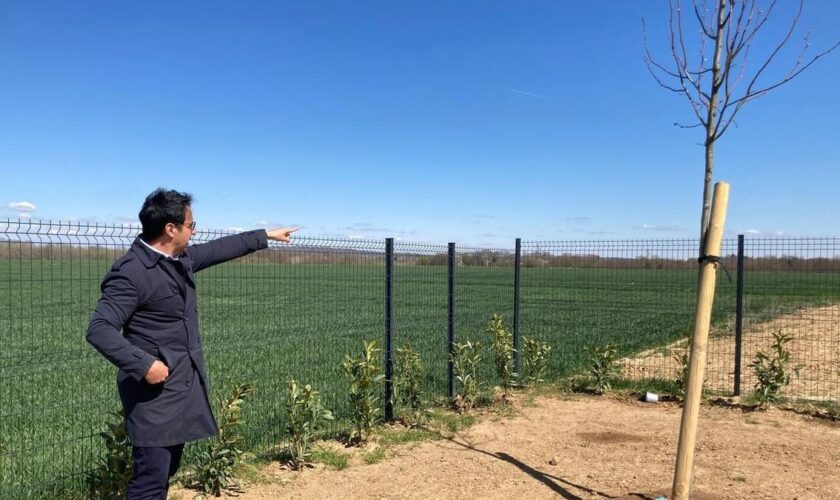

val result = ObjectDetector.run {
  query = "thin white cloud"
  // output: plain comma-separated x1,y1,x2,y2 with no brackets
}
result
339,222,394,233
637,224,684,232
318,232,348,239
566,216,591,224
8,201,36,212
227,227,245,233
255,221,293,229
509,88,555,100
744,229,785,237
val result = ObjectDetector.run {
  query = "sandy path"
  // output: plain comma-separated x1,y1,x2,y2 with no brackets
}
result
173,395,840,499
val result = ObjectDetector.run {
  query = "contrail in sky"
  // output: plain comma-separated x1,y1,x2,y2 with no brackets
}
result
509,88,555,100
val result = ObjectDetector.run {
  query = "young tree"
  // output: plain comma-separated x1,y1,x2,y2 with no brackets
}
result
643,0,838,251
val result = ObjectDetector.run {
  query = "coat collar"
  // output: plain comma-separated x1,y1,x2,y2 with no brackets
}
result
131,237,195,277
132,237,167,268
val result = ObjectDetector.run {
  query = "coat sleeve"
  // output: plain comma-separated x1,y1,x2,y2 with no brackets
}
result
86,270,157,381
186,229,269,273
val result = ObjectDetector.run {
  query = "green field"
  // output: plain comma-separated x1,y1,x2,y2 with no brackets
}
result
1,256,839,497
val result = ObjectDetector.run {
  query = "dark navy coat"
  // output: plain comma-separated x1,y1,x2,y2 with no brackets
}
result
87,230,268,447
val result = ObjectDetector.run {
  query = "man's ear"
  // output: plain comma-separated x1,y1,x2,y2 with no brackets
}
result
164,222,177,238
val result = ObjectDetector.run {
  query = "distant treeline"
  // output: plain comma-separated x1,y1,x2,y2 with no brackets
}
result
2,243,839,271
417,251,840,271
0,243,382,265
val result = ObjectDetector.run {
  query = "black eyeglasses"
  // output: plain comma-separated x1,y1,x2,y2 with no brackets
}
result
182,221,197,230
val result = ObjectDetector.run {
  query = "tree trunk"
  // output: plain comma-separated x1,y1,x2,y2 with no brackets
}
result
699,0,728,257
700,141,715,255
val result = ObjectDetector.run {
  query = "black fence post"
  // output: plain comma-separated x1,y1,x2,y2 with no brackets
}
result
513,238,522,380
384,237,394,420
447,242,456,400
734,234,745,397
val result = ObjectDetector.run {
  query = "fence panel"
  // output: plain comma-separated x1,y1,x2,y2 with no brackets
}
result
1,221,137,497
454,244,516,396
739,237,840,402
392,242,450,405
519,239,738,393
192,233,385,458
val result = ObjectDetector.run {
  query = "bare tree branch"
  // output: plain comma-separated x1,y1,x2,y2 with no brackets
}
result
672,3,714,119
643,16,711,124
675,0,694,82
734,0,801,99
786,30,813,77
686,67,715,76
646,0,837,145
693,0,716,39
717,39,839,139
694,0,712,101
713,0,806,139
645,0,837,257
727,1,759,94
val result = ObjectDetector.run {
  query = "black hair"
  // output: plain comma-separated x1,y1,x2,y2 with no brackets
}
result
138,188,193,240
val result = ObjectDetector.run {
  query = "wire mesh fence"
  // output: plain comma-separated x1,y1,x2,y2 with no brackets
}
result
194,232,387,462
392,241,450,401
738,237,840,402
453,244,516,398
1,221,131,498
0,220,389,498
2,219,840,496
519,238,739,394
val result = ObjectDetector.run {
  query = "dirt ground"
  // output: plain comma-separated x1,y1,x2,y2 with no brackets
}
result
620,304,840,400
171,394,840,499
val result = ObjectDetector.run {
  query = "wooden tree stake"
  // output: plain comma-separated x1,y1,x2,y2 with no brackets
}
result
672,181,730,500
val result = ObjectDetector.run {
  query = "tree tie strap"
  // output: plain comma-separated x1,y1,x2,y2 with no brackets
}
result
697,254,732,283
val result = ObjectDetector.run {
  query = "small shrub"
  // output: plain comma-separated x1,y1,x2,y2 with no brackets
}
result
394,344,426,426
672,346,709,401
586,343,619,394
750,330,801,407
88,410,132,500
428,408,477,435
342,340,385,443
378,427,440,446
286,380,334,470
673,351,689,401
487,314,516,397
363,446,386,464
451,341,482,411
311,447,349,470
522,336,551,386
191,383,255,497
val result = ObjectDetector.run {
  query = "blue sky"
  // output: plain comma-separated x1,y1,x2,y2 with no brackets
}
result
2,1,838,246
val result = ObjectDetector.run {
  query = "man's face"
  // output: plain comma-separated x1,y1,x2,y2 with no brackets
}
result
173,206,196,254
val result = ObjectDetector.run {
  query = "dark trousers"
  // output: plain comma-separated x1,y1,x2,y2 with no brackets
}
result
126,444,185,500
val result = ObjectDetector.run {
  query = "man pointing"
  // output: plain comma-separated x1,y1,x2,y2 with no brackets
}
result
87,188,297,499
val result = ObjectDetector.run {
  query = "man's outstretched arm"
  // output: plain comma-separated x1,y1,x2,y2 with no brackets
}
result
187,227,299,272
